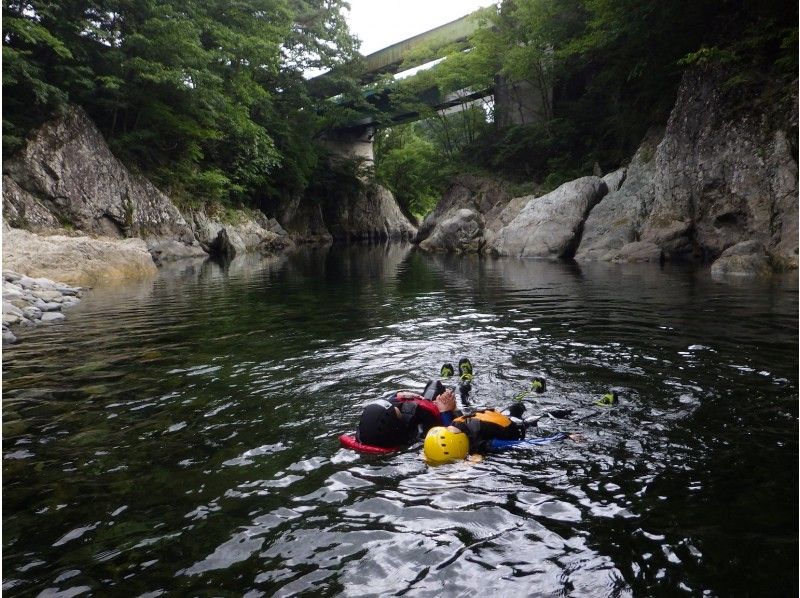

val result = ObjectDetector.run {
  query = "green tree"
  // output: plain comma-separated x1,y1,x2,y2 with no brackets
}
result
2,0,359,208
374,124,448,218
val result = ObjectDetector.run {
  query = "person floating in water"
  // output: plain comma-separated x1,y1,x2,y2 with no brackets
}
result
423,406,582,464
351,358,475,450
355,379,457,449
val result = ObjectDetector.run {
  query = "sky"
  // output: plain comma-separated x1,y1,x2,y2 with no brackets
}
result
345,0,498,55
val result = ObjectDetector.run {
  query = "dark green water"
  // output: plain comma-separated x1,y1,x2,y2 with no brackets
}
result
3,245,798,597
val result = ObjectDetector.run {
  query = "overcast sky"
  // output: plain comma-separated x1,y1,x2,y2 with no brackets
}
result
346,0,498,55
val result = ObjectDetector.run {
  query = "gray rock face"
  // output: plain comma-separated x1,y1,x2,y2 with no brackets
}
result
415,175,513,251
280,183,415,243
187,211,291,259
576,68,798,270
3,105,202,256
575,135,660,261
491,177,608,258
324,184,417,242
3,227,158,287
279,194,334,244
639,68,798,265
419,209,486,253
710,240,772,277
602,167,627,193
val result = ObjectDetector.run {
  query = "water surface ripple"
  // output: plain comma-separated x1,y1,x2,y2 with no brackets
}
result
3,245,797,596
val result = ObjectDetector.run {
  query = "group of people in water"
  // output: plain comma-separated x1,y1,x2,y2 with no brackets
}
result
352,358,580,463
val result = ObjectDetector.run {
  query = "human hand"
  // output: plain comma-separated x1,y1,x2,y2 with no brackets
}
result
434,389,456,412
567,433,584,442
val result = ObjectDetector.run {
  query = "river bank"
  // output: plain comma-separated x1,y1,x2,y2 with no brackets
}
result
2,270,83,345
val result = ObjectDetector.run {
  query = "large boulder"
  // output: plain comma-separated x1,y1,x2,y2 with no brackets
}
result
575,134,660,261
2,105,204,260
415,175,513,248
3,227,158,287
322,184,417,242
419,209,486,253
278,194,334,244
490,176,608,258
710,240,772,277
188,210,291,259
638,67,797,266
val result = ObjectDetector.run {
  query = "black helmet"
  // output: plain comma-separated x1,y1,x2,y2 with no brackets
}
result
356,400,405,447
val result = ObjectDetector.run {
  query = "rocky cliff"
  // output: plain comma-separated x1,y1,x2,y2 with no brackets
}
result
417,67,798,275
282,181,417,243
414,174,609,260
3,106,205,260
2,105,419,292
578,67,798,272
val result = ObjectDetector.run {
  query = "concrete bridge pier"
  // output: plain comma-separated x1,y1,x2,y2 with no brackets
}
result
494,76,552,127
321,124,375,165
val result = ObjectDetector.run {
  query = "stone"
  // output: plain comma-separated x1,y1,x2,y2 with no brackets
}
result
9,299,30,310
187,210,290,258
17,276,36,289
609,241,663,263
3,271,22,282
710,240,772,277
3,287,25,301
22,306,43,320
415,175,513,249
602,167,627,193
146,238,207,265
32,290,63,302
575,133,660,261
323,184,417,242
3,302,24,317
491,176,608,258
3,105,199,255
32,277,57,289
2,176,61,231
419,209,486,253
40,311,65,323
61,296,80,307
2,327,16,345
3,312,20,326
639,67,798,265
42,302,62,312
3,227,158,287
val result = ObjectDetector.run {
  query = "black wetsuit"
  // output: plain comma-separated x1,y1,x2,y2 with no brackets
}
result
451,409,525,454
356,393,446,448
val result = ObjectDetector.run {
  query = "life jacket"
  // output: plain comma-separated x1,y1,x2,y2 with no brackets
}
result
391,396,440,442
453,409,524,442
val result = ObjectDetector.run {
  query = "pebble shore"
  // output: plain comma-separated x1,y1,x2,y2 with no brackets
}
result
2,270,83,345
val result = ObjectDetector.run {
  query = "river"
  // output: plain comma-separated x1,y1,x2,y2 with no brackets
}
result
3,244,798,596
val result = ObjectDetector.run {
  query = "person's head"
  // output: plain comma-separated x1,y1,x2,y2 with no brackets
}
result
423,426,469,463
357,400,405,447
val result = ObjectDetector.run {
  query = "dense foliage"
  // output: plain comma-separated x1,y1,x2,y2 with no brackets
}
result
375,0,798,208
3,0,361,208
4,0,796,217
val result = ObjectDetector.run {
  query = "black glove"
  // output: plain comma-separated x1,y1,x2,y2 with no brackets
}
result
508,402,526,419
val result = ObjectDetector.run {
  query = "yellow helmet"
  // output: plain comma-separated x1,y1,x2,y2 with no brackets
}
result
423,426,469,463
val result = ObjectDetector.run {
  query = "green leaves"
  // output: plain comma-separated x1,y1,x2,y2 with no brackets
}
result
374,125,451,217
3,0,358,207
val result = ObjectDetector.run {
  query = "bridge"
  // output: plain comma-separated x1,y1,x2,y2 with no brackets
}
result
315,11,549,163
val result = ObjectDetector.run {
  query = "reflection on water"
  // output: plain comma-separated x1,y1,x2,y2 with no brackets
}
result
3,245,798,596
